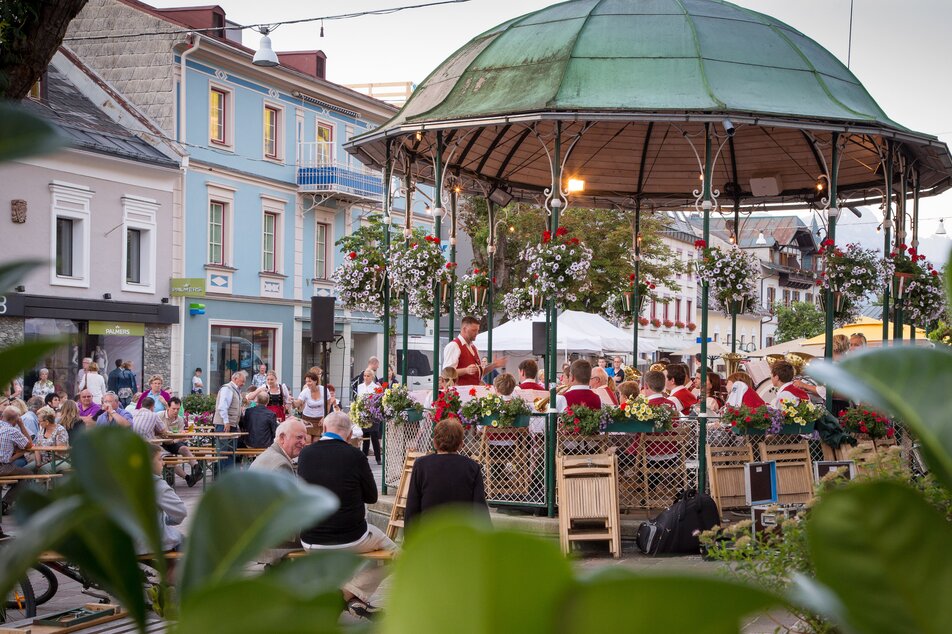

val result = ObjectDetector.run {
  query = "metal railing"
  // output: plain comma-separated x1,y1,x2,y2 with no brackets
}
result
297,141,384,201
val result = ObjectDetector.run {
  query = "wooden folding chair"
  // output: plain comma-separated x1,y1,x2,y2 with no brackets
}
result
706,443,754,511
556,453,621,558
759,439,814,504
386,451,425,540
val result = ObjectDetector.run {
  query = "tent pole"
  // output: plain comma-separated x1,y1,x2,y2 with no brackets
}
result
698,124,712,494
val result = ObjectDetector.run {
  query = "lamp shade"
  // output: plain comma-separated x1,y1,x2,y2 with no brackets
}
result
253,32,279,67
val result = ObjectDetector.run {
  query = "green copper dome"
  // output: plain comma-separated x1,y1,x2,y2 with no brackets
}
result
393,0,897,128
349,0,951,204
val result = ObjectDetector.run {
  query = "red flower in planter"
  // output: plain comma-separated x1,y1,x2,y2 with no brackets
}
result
638,317,650,326
556,227,568,237
542,231,552,243
694,239,707,249
687,322,697,331
675,321,685,328
651,318,662,328
663,319,674,328
348,251,357,259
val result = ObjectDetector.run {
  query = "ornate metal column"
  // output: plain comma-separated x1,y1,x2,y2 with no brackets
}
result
431,132,444,404
632,201,641,364
882,143,894,346
401,170,412,384
545,123,563,519
822,133,841,411
380,143,393,492
697,123,713,494
448,185,458,336
487,200,496,361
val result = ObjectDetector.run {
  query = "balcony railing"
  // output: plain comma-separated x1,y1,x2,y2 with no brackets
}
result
297,142,384,202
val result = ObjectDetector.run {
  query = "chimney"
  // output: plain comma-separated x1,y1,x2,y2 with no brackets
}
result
276,51,326,80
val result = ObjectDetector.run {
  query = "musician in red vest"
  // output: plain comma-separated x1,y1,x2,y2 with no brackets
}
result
770,360,809,407
555,360,603,412
589,366,619,405
442,316,507,387
664,363,698,415
517,359,546,391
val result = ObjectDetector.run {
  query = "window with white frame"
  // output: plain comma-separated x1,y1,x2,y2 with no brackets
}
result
209,201,225,265
209,84,233,146
316,120,334,164
263,103,282,160
50,181,92,288
121,195,158,293
262,211,278,273
315,222,328,280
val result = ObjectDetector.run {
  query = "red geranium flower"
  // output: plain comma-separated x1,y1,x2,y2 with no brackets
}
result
932,270,939,277
556,227,568,237
629,273,636,281
473,268,480,274
694,239,707,249
348,251,357,259
469,388,477,396
569,237,580,245
542,231,552,243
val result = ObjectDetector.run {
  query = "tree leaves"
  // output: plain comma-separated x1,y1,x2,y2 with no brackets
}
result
0,102,63,160
807,481,952,634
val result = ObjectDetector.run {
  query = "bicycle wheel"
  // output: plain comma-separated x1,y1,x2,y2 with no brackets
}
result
3,577,36,622
28,564,58,606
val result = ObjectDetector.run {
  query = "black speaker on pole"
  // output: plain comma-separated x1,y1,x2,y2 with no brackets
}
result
310,296,336,343
532,321,548,356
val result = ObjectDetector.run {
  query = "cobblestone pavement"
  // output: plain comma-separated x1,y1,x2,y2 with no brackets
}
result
4,457,801,632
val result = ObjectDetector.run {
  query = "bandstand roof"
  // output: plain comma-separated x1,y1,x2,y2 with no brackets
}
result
347,0,952,208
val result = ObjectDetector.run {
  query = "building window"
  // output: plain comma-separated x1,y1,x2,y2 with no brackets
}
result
316,121,334,164
793,290,801,303
686,300,692,320
50,181,92,288
262,212,277,272
208,86,234,145
209,324,277,392
126,229,141,284
28,79,42,100
675,299,681,322
767,286,776,308
315,222,328,280
663,300,669,321
766,336,775,347
264,105,281,159
783,289,790,307
209,201,225,265
806,292,814,304
651,300,657,320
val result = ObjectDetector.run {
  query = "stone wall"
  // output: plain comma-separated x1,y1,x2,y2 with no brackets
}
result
0,317,24,349
65,0,178,135
143,324,172,389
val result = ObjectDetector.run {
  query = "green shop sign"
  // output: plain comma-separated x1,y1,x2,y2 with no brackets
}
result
88,321,145,337
170,277,206,297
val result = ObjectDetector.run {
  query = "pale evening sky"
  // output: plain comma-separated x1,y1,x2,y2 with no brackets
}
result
145,0,952,241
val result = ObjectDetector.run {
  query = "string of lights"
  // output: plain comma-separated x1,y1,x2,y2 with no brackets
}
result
63,0,472,41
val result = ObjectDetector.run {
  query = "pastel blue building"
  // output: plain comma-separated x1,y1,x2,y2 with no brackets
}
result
67,1,432,395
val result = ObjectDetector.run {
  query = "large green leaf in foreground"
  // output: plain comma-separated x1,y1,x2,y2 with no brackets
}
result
808,346,952,491
808,480,952,634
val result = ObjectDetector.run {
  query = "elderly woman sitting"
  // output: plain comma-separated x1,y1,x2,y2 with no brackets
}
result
27,407,69,473
404,419,490,530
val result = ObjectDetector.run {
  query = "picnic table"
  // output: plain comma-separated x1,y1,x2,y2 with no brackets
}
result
30,445,71,473
158,431,245,478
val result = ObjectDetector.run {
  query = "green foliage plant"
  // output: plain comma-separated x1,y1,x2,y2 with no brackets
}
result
180,393,216,415
773,301,825,343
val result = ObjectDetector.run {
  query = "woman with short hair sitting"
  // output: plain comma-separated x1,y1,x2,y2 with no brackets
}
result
404,419,489,529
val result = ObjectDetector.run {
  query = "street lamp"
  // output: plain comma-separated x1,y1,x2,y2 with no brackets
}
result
252,27,279,67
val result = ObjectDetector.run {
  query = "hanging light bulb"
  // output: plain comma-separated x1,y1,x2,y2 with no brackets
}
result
252,27,279,67
320,20,324,37
756,231,767,245
937,218,948,236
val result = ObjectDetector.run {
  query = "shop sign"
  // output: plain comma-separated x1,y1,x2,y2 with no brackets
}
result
88,321,145,337
170,277,206,297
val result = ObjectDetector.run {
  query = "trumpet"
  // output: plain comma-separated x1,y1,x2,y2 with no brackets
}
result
534,384,569,412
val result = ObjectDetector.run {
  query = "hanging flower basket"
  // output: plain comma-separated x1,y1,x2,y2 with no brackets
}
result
389,233,451,318
818,290,849,317
332,248,387,315
728,298,750,315
816,241,885,324
455,266,493,319
516,227,592,308
696,245,759,316
885,245,945,324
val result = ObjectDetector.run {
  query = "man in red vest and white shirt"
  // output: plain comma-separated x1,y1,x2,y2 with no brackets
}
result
442,316,507,387
555,360,603,412
665,363,698,415
517,359,546,391
589,366,619,405
770,360,809,407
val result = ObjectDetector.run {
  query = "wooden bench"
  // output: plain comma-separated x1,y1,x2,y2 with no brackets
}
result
0,473,63,490
39,550,185,563
285,548,396,561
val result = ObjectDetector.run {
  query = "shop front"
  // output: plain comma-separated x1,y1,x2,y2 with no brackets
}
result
0,294,178,398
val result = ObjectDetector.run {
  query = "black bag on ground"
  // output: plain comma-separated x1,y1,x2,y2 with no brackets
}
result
636,489,720,555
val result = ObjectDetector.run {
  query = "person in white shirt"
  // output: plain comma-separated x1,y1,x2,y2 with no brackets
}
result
294,369,334,441
770,360,808,408
191,368,204,394
355,370,380,398
75,357,92,396
442,316,507,387
251,364,268,389
80,362,107,404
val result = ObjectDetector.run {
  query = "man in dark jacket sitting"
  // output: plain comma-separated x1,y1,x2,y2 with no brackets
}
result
239,392,278,448
297,410,395,619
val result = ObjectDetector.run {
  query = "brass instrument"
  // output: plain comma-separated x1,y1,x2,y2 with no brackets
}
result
622,365,641,382
649,362,667,373
534,384,569,412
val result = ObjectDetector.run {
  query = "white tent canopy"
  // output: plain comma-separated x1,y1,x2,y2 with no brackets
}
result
474,310,657,355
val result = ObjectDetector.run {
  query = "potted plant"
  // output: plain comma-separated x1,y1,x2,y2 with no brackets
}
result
607,396,675,432
331,218,388,315
512,227,593,308
687,322,697,332
675,321,685,329
461,391,532,428
696,244,760,316
601,292,634,327
816,241,884,323
389,232,453,318
838,406,895,440
722,404,782,435
651,318,662,328
431,387,462,423
774,399,823,434
558,405,611,436
381,383,425,424
455,266,491,319
663,319,674,328
638,317,650,327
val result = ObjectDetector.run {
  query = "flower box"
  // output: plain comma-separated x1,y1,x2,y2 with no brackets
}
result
663,319,674,328
403,408,424,423
605,419,664,433
481,414,531,428
732,421,815,436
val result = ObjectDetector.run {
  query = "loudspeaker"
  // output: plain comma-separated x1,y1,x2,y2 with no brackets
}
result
532,322,547,356
310,296,336,342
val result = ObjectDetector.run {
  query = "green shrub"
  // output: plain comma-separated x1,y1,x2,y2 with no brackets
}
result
181,393,216,414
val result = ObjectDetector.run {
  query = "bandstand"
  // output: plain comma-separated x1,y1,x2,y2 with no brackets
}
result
344,0,952,516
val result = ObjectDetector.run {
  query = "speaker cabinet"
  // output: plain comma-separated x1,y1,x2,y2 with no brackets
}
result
310,296,336,342
532,321,548,356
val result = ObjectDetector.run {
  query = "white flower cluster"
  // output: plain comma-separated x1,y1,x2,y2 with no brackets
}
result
819,243,884,314
388,238,451,318
502,286,541,321
905,276,945,325
331,253,385,315
454,271,489,319
697,246,759,315
601,293,633,326
518,232,593,306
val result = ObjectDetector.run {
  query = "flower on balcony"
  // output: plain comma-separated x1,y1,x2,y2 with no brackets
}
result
651,318,662,328
675,321,685,329
687,322,697,332
663,319,674,328
638,317,650,326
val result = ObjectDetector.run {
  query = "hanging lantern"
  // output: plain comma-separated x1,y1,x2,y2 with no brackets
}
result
622,291,633,312
728,297,750,315
472,285,488,307
892,272,915,303
819,290,848,317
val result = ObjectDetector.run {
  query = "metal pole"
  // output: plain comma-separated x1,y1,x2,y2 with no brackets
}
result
895,167,907,343
545,122,562,519
731,197,739,353
911,169,920,343
882,144,893,346
401,171,412,385
697,123,712,494
431,132,444,405
487,200,495,362
824,133,840,412
448,187,458,337
381,144,392,493
632,201,641,366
